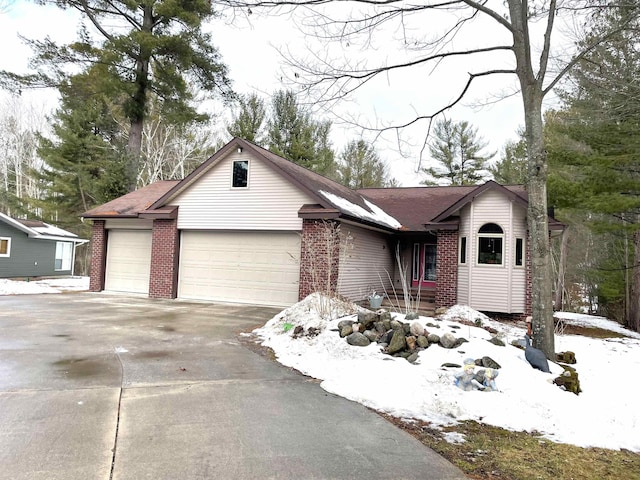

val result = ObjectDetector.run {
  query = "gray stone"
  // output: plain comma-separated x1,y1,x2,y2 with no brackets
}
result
488,337,505,346
337,319,354,330
340,325,353,338
363,330,378,342
435,307,448,315
439,332,457,349
427,333,441,344
357,311,377,328
481,356,501,369
390,319,403,331
374,321,387,335
407,352,420,364
387,329,407,354
346,332,371,347
426,322,440,328
410,321,426,337
403,323,411,335
405,312,419,321
382,319,391,330
378,311,392,322
417,335,429,348
441,362,461,368
452,338,468,349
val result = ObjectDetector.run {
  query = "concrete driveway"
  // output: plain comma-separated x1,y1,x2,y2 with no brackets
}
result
0,293,466,480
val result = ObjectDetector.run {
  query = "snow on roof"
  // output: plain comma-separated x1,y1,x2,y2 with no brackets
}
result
31,223,78,238
319,190,402,229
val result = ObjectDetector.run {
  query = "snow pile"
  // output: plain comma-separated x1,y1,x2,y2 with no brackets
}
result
319,190,402,229
0,277,89,295
254,296,640,452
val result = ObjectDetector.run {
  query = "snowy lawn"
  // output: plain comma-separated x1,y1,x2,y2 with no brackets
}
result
0,276,89,295
252,294,640,452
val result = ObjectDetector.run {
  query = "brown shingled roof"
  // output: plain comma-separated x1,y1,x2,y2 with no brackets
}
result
82,180,180,218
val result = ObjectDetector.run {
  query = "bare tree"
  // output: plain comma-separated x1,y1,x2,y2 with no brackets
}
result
220,0,640,358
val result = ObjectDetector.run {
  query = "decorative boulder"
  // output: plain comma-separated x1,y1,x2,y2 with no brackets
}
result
340,325,354,338
451,337,468,349
378,311,392,322
363,330,378,342
435,307,448,316
407,352,420,364
387,329,407,354
474,356,501,369
427,333,441,344
346,332,371,347
417,335,429,348
488,337,506,347
390,319,403,331
439,332,457,349
357,311,377,329
406,335,417,351
405,312,420,321
410,321,426,337
337,319,354,330
555,351,577,364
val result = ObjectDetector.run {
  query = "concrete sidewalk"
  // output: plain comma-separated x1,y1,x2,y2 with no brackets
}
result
0,293,466,479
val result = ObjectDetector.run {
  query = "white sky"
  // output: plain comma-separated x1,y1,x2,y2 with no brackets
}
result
0,1,568,186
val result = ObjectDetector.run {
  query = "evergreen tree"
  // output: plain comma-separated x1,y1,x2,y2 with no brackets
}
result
421,118,494,186
267,90,336,177
337,139,392,189
36,66,128,233
227,93,266,144
489,133,528,185
1,0,233,191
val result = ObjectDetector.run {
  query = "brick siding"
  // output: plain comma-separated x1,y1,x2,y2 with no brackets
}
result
299,219,340,300
89,220,107,292
149,218,179,299
435,230,458,309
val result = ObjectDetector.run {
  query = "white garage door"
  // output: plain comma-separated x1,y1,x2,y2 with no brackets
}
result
105,230,152,294
179,231,301,306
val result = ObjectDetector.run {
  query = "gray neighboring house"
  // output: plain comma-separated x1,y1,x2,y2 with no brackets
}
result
0,212,88,278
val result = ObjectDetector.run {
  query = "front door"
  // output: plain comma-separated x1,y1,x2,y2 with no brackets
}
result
412,243,436,288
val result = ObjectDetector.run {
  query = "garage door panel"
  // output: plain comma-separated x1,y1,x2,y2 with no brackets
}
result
179,231,300,306
105,230,152,294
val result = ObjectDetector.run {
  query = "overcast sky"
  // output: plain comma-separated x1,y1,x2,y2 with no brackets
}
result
0,1,552,186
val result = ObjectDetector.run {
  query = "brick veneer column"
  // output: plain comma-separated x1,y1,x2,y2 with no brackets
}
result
435,230,458,309
149,218,179,299
89,220,107,292
298,219,340,300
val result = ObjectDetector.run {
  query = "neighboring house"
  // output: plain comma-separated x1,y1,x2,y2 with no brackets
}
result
82,138,563,316
0,213,88,278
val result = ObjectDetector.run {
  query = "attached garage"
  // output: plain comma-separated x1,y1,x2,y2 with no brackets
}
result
105,230,152,294
178,231,301,306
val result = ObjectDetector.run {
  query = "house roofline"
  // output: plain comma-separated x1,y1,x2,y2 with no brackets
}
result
0,212,87,243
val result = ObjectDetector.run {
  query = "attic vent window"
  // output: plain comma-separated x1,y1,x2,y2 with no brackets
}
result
478,223,504,265
232,160,249,188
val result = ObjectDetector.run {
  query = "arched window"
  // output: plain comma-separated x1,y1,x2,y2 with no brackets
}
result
478,223,504,265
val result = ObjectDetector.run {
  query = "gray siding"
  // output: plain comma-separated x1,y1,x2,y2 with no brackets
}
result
0,222,72,278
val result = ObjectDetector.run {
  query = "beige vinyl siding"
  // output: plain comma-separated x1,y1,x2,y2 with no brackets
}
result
170,151,314,230
457,207,471,305
509,204,528,312
467,190,528,313
337,224,394,301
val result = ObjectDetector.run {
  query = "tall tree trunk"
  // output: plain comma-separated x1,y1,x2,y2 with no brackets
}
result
125,4,154,192
629,230,640,332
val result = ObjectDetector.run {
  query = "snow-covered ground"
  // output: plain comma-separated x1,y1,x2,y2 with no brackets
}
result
0,276,89,295
252,295,640,452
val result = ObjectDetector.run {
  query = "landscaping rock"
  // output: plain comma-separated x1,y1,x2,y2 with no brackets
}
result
427,333,441,344
406,335,417,351
488,337,506,346
479,356,501,369
387,329,407,354
441,362,461,368
556,351,577,364
357,311,377,329
435,306,448,315
352,323,362,332
405,312,419,321
407,352,419,364
439,332,457,349
410,321,426,337
426,322,440,328
403,323,411,335
338,319,354,331
378,311,392,322
553,366,581,395
373,321,387,335
452,338,468,348
293,325,304,337
417,335,429,348
340,325,354,338
382,319,391,331
390,319,403,331
363,329,378,342
346,332,371,347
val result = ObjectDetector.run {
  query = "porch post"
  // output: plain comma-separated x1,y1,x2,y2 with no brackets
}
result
298,219,340,300
435,230,458,309
149,218,180,299
89,220,107,292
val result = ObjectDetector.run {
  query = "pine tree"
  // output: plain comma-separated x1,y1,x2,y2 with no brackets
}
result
489,134,528,185
227,93,266,144
421,119,494,186
337,139,391,189
1,0,233,191
267,90,336,177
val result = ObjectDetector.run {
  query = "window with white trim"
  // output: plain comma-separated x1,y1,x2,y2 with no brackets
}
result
232,160,249,188
477,223,504,265
515,237,524,267
0,237,10,257
55,241,72,271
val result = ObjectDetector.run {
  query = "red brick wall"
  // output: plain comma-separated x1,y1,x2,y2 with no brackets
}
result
89,220,107,292
299,219,340,300
435,230,458,309
149,218,180,299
